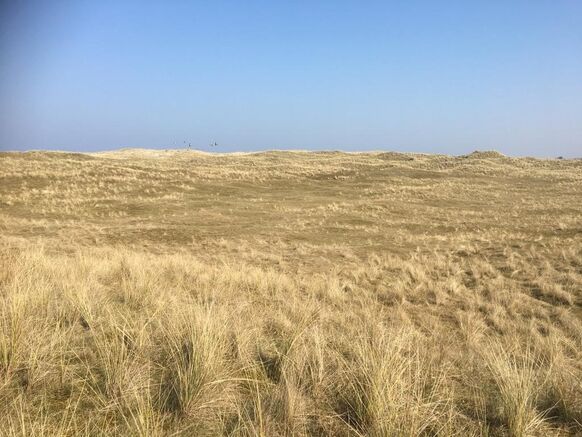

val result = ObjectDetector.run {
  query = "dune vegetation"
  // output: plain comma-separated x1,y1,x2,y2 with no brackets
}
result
0,149,581,436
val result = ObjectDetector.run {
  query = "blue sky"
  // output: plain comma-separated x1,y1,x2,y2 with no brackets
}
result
1,1,581,156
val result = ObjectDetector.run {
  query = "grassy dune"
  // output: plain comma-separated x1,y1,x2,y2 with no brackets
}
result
0,149,581,436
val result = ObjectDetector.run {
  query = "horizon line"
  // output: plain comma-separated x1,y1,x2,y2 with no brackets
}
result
1,146,579,160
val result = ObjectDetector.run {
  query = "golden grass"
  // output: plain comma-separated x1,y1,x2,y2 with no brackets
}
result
0,149,581,435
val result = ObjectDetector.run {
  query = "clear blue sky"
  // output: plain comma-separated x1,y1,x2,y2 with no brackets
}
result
1,1,581,156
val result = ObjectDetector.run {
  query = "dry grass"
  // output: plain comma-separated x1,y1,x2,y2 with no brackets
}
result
0,149,581,436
